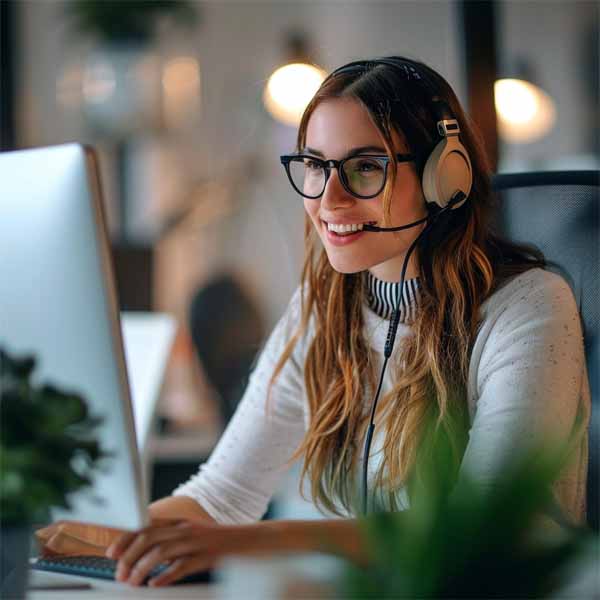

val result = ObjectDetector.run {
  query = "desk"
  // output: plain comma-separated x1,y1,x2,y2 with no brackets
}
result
28,570,220,599
28,554,343,600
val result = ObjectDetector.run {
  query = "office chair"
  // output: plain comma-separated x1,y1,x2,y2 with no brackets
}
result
492,170,599,531
189,273,265,426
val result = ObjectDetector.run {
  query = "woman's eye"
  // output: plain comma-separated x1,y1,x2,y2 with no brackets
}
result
355,160,383,173
304,159,323,171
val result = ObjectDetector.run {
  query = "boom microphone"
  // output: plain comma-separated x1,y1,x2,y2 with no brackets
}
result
362,191,466,232
362,215,429,232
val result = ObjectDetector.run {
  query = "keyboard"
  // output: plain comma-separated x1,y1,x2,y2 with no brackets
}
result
32,555,212,585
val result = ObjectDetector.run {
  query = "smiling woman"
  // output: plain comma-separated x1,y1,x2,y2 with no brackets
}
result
38,56,590,587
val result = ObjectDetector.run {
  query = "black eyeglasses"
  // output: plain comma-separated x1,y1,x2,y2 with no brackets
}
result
280,153,415,200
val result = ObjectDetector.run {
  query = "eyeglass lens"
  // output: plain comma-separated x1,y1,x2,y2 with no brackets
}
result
288,156,386,198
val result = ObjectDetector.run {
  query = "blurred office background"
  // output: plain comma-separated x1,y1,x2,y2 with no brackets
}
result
1,0,598,510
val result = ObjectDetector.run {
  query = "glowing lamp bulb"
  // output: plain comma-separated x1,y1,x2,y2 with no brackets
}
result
263,63,326,127
494,78,556,143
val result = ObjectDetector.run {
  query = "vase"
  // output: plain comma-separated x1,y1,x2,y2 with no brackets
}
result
81,42,163,138
0,523,31,599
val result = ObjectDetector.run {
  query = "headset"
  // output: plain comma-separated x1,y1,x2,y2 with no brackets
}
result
422,99,472,210
325,57,473,514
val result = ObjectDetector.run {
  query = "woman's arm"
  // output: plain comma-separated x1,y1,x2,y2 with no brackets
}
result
169,288,308,523
148,495,216,522
459,270,590,522
256,518,368,564
108,517,368,587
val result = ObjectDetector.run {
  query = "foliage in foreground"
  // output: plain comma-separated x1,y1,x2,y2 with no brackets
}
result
0,348,106,524
340,427,595,598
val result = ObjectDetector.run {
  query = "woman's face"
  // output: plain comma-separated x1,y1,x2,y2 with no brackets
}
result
303,97,426,282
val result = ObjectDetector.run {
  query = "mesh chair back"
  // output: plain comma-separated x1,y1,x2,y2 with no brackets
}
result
492,170,599,530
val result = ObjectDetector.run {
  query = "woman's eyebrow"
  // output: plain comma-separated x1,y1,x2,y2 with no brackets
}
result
302,145,387,158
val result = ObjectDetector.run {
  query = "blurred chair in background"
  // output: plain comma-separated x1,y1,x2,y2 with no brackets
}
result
492,170,599,531
189,273,265,427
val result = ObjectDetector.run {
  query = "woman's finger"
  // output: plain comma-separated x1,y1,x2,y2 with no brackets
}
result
34,520,67,544
115,526,193,583
148,554,214,587
125,545,167,586
43,531,105,557
36,521,124,550
106,530,138,559
106,518,183,559
123,532,208,586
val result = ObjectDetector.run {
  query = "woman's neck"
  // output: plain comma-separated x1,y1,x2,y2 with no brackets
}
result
368,251,419,282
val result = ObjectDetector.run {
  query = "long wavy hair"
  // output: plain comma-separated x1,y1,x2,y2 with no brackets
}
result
270,56,545,515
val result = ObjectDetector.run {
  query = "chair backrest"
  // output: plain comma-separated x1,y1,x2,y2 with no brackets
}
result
188,274,265,426
492,170,599,530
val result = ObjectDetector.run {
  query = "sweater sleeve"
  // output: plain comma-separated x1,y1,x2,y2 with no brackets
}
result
460,269,590,520
172,288,308,524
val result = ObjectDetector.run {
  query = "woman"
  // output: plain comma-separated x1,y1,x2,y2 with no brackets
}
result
38,57,590,586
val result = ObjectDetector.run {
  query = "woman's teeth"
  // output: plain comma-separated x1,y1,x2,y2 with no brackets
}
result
327,222,365,234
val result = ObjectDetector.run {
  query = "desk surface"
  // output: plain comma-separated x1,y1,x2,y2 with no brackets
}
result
28,554,344,600
28,570,220,599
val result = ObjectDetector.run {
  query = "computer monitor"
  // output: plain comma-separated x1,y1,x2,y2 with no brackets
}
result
0,144,147,530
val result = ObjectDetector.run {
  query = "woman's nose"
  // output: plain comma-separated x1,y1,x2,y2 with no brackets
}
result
320,169,355,210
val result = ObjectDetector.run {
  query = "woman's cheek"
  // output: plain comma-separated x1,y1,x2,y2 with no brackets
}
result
303,201,322,234
303,198,316,218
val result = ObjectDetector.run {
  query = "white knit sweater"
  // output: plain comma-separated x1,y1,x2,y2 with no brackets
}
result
174,268,590,525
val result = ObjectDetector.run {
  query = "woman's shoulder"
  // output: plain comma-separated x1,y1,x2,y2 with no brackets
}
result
280,284,311,331
469,267,586,406
266,284,315,356
481,267,577,323
472,267,583,366
248,285,310,397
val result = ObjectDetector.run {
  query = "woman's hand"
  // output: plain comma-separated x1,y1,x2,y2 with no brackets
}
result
34,498,215,567
35,521,125,557
34,517,190,560
107,520,235,587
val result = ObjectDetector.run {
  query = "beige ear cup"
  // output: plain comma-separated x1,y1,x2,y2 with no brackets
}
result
422,135,472,209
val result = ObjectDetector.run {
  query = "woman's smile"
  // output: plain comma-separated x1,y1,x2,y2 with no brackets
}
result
325,225,367,245
319,218,377,245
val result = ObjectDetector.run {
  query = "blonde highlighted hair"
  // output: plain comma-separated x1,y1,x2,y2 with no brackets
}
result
271,57,545,515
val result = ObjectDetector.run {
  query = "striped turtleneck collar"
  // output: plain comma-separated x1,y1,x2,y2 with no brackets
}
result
366,271,421,322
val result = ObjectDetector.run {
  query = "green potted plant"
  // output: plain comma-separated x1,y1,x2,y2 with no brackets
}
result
338,431,598,598
63,0,197,46
0,348,105,598
62,1,199,138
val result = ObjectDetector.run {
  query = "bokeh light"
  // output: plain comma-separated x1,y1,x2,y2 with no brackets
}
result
263,62,326,127
495,78,556,143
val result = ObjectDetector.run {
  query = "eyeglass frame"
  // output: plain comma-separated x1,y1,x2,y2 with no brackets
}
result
280,152,416,200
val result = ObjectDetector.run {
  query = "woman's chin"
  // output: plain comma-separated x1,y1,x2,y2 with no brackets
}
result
326,253,371,275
